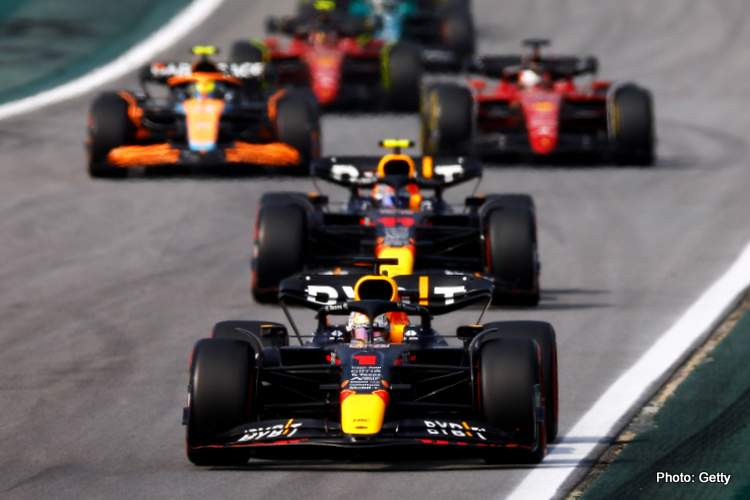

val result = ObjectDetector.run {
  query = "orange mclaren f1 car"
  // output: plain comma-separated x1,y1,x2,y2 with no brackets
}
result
86,46,320,177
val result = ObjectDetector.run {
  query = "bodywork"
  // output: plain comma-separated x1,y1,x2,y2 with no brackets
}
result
261,31,389,109
468,55,616,160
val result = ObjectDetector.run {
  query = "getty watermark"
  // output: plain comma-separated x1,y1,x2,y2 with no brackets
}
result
656,472,732,485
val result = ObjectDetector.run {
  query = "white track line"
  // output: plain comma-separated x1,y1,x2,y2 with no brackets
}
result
506,240,750,499
0,0,226,121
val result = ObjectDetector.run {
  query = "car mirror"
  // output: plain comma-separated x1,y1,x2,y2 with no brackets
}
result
465,196,486,208
457,324,483,341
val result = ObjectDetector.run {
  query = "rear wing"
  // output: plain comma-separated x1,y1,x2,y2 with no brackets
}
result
140,61,265,84
472,55,598,79
279,272,493,315
311,156,482,189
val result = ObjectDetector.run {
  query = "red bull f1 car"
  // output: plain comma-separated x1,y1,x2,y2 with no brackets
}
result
184,271,558,465
251,139,540,305
230,14,422,111
421,39,655,165
86,46,320,178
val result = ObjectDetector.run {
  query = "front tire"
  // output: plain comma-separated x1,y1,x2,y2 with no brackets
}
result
87,92,133,178
186,338,254,466
477,337,546,464
482,321,558,442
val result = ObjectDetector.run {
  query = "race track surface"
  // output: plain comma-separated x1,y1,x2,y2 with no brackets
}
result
2,0,750,498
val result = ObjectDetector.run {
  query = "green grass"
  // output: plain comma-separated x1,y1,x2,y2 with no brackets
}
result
0,0,190,104
582,310,750,499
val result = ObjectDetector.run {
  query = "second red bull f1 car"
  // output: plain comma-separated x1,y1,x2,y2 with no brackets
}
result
184,271,558,465
251,139,540,305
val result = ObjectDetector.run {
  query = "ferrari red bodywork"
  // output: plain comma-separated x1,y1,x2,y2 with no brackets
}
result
263,33,384,107
469,75,614,158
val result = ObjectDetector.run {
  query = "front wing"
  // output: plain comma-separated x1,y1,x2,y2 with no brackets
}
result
189,417,534,454
106,141,300,169
474,131,611,158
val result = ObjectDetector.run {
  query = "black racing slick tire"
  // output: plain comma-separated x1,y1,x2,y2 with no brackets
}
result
483,196,540,306
275,90,320,174
477,337,546,464
384,43,422,111
229,40,264,63
421,83,473,155
87,92,133,178
252,201,307,303
482,321,558,442
609,84,654,166
440,10,475,58
186,338,255,466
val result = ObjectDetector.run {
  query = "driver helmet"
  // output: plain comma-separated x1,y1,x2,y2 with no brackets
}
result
372,183,398,208
193,79,217,97
346,312,390,343
519,68,543,88
372,0,397,11
311,29,338,45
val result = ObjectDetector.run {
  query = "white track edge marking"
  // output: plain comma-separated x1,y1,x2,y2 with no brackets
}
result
0,0,227,121
506,240,750,499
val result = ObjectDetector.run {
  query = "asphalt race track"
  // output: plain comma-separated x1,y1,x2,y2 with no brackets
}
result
2,0,750,498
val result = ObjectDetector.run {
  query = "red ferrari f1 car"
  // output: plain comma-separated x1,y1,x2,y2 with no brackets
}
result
184,270,558,465
421,39,655,165
230,15,422,111
86,46,320,177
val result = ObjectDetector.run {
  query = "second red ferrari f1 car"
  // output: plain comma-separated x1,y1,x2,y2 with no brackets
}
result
86,46,320,177
184,271,558,465
421,39,655,165
231,14,422,111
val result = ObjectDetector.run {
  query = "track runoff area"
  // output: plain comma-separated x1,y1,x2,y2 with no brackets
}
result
571,291,750,499
3,1,750,499
507,241,750,499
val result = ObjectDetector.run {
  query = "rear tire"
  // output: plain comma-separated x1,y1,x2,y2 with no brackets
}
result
482,321,558,442
186,338,254,466
229,40,264,62
384,43,422,111
252,202,307,303
440,10,475,58
477,337,545,464
87,92,133,178
609,84,654,166
421,83,473,155
483,196,539,306
275,90,320,174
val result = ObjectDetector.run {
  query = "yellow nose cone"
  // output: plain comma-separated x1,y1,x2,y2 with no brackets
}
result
341,393,387,435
